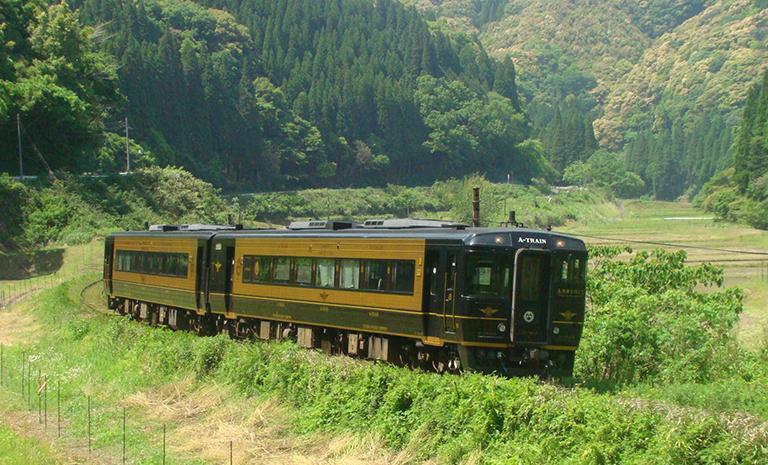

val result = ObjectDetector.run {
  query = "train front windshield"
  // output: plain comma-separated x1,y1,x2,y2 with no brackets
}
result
465,252,512,299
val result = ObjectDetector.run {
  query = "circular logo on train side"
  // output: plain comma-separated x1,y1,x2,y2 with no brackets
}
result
523,311,535,323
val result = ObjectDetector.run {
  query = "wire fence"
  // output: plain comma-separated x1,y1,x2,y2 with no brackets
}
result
0,344,238,464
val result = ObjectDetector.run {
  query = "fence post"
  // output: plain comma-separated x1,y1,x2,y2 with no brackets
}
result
26,357,31,409
44,376,47,430
1,344,3,386
37,368,41,424
122,407,126,465
20,351,24,399
230,440,233,465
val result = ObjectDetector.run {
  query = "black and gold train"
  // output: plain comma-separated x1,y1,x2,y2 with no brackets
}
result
103,219,587,375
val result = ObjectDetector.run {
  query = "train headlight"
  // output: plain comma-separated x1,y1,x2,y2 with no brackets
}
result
497,323,507,332
553,327,560,335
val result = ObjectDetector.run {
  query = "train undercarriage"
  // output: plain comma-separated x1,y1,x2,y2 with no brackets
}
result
108,296,574,377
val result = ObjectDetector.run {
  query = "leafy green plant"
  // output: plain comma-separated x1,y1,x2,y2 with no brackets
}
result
577,247,743,384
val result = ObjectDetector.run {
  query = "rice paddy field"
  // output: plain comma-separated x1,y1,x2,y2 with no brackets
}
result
560,200,768,349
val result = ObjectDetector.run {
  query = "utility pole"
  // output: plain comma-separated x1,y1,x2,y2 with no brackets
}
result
125,116,130,173
17,113,23,178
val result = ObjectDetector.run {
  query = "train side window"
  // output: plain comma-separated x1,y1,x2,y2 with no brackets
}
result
253,256,271,282
316,259,335,288
162,255,171,275
178,254,188,277
339,259,360,289
466,254,509,297
273,257,290,282
295,258,313,286
363,260,388,291
392,260,415,293
242,256,254,283
467,260,494,294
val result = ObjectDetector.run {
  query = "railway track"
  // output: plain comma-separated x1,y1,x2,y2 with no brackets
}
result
79,279,107,314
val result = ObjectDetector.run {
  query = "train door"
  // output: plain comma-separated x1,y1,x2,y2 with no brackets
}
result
104,238,114,294
425,248,458,334
443,250,458,333
209,238,235,314
224,244,234,313
511,249,550,344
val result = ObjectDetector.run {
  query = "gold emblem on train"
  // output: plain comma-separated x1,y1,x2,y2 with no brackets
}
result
560,310,576,320
479,306,499,317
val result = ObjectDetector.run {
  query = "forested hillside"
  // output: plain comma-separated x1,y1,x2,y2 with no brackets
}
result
1,0,549,190
697,69,768,227
1,0,765,200
408,0,767,199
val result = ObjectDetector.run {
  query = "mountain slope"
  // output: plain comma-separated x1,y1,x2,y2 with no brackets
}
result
478,0,649,108
595,0,768,147
2,0,542,189
406,0,767,197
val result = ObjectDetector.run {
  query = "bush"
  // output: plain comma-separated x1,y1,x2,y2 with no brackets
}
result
576,247,743,384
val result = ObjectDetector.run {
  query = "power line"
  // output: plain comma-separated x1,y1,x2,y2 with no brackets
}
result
560,231,768,257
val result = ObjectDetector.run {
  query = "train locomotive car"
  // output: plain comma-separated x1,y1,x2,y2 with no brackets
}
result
104,220,587,375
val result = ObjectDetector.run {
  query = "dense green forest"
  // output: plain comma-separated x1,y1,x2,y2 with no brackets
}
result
697,69,768,227
1,0,550,190
407,0,767,199
1,0,765,201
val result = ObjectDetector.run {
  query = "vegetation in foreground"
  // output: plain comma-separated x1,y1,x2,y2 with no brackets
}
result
0,422,60,465
1,241,767,463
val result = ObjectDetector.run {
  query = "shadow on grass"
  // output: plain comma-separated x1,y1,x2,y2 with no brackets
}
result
0,249,65,280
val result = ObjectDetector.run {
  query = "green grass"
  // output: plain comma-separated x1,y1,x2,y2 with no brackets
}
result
0,276,764,464
2,198,768,463
0,421,60,465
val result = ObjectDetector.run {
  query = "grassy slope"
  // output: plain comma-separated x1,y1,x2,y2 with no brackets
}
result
0,421,61,465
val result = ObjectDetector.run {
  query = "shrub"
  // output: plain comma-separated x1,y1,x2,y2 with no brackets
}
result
576,247,743,384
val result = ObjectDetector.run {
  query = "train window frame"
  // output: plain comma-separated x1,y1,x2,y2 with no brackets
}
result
272,257,291,283
362,259,388,291
295,257,313,286
315,258,335,288
554,254,586,285
237,255,415,295
114,250,189,278
465,252,511,298
391,260,415,294
242,256,254,283
339,259,360,289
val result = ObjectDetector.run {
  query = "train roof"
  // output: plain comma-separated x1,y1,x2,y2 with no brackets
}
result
109,226,587,251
